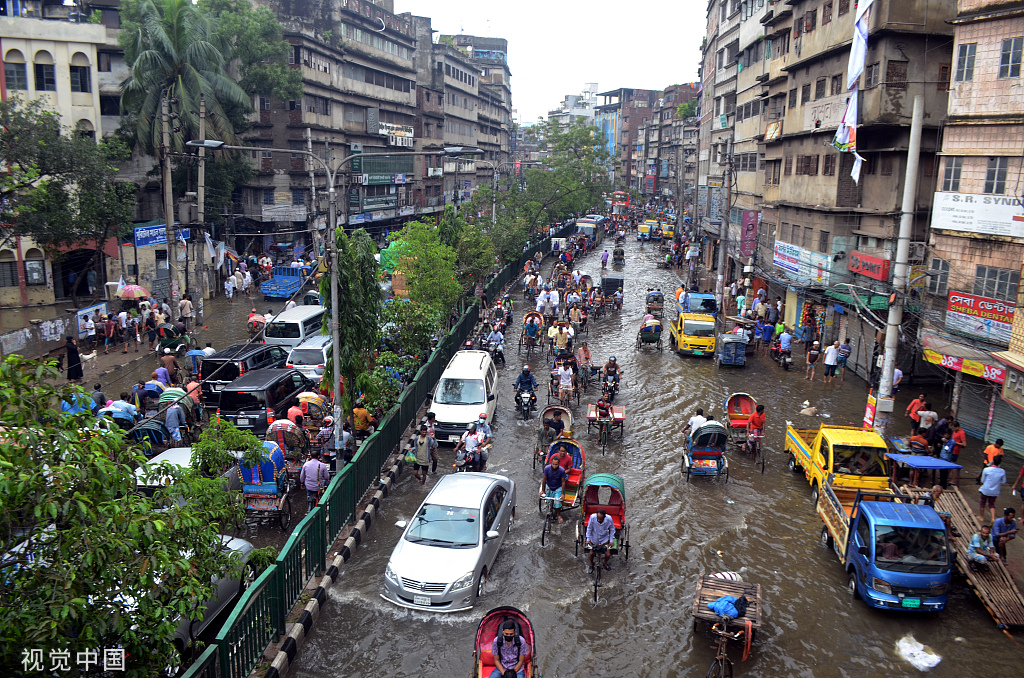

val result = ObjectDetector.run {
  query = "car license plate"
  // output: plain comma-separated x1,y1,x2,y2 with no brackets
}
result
693,350,703,356
237,418,249,427
212,384,223,391
449,435,462,443
901,597,921,608
413,595,430,606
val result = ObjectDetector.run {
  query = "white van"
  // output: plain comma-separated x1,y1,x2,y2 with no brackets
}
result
264,305,326,350
430,350,497,443
286,335,332,382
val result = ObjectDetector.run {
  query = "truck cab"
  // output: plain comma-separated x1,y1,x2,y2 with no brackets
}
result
786,424,890,502
818,485,951,612
669,301,716,357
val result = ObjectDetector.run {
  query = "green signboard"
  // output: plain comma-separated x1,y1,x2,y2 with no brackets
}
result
365,173,393,185
363,195,398,209
348,188,360,207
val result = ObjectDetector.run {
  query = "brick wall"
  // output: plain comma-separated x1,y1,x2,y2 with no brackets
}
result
949,16,1024,118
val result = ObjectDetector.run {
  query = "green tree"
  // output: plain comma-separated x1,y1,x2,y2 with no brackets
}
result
119,0,253,154
0,357,245,675
389,221,461,315
381,299,441,360
676,100,698,120
0,99,137,303
455,221,494,289
319,228,382,419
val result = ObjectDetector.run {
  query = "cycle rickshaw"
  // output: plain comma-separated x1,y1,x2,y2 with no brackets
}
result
574,473,630,601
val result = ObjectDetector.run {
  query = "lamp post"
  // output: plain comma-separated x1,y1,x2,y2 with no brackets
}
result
186,140,481,442
472,160,515,227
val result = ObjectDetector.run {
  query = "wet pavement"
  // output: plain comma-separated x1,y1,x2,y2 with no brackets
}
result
288,236,1024,677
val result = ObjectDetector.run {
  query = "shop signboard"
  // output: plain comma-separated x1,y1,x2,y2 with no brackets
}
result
863,393,876,429
1002,366,1024,413
697,186,708,218
803,93,848,132
922,349,1005,383
363,195,398,210
848,250,891,281
945,291,1014,346
364,173,393,185
931,192,1024,238
773,240,800,274
709,186,723,224
134,224,188,248
740,210,759,257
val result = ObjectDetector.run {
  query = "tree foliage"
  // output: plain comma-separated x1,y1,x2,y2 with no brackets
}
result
382,299,441,360
389,221,460,316
676,100,698,120
0,356,244,675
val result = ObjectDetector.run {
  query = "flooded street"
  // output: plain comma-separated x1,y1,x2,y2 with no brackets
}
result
281,239,1024,677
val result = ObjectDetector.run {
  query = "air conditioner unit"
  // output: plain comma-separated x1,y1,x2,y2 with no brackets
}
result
908,242,926,262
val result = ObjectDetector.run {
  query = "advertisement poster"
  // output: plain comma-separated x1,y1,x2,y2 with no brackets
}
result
863,393,876,429
945,291,1015,345
740,210,759,257
773,240,800,274
931,192,1024,238
709,186,723,224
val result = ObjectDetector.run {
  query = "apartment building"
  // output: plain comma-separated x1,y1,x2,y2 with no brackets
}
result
595,87,658,189
638,84,700,209
925,0,1024,449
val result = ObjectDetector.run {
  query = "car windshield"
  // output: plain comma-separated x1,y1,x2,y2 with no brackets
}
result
289,348,324,366
683,321,716,337
434,378,486,405
404,504,480,547
833,445,888,477
874,525,949,573
265,321,300,339
218,391,265,411
696,299,718,313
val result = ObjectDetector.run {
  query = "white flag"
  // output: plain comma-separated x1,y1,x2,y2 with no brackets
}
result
851,152,865,185
204,232,216,259
115,276,126,296
216,242,226,269
846,15,870,89
854,0,876,25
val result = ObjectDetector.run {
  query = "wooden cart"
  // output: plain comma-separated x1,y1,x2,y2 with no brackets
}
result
691,574,762,638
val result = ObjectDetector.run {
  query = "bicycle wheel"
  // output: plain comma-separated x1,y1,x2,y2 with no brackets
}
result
593,563,601,602
541,515,549,546
600,425,608,455
706,658,727,678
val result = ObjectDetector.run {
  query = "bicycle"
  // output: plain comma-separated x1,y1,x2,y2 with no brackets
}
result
707,618,745,678
745,430,765,474
589,544,608,602
539,489,561,546
596,417,612,455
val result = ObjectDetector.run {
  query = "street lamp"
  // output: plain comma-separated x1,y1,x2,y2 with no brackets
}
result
473,160,515,227
187,139,481,444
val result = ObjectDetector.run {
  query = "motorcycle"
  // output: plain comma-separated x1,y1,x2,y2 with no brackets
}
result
454,443,491,473
769,339,793,371
488,340,506,366
602,374,619,404
515,389,537,420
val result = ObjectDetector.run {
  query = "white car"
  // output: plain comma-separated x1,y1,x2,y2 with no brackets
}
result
381,473,515,613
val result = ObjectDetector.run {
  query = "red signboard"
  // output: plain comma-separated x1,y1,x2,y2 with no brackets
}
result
847,251,890,281
645,175,656,193
740,210,759,257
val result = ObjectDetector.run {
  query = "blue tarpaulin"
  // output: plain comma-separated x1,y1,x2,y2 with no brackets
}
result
885,453,962,470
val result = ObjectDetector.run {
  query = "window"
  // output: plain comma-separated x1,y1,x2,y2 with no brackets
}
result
938,64,951,91
784,155,793,175
805,9,816,32
776,31,790,57
822,0,833,24
865,62,880,88
1000,37,1023,78
5,63,26,90
886,60,908,90
0,254,17,288
344,106,365,123
262,189,274,205
779,222,790,242
789,88,798,108
803,226,814,249
259,96,271,111
97,52,112,72
974,265,1019,303
818,231,830,253
823,154,836,176
815,77,827,100
801,83,811,104
942,157,962,191
796,155,819,175
34,63,56,91
100,96,119,116
985,157,1009,194
69,65,91,93
927,258,950,295
23,250,44,286
291,188,305,206
955,43,976,82
838,0,850,15
881,154,893,176
290,45,301,64
830,74,843,96
290,141,304,159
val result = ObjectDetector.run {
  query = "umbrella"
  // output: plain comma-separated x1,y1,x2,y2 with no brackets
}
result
116,284,150,299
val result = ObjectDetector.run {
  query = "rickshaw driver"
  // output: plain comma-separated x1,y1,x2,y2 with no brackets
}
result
586,508,615,573
748,404,766,438
576,341,595,376
524,317,541,347
613,287,624,310
595,395,612,420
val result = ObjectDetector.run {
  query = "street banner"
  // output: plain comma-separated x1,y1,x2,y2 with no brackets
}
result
740,210,759,257
134,224,188,248
945,291,1015,345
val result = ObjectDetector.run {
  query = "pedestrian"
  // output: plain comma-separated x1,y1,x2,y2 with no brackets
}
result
284,298,297,311
969,524,999,571
805,341,820,381
410,424,437,485
90,383,106,412
299,449,330,512
224,276,235,302
145,312,158,351
118,309,129,354
103,314,117,355
83,315,96,349
993,508,1018,561
984,439,1005,466
86,269,96,295
837,338,852,381
243,270,253,297
823,340,839,384
906,393,926,432
916,403,938,437
161,348,180,384
802,320,817,353
178,294,193,332
165,401,186,443
979,455,1006,524
130,314,142,352
893,365,904,393
735,291,746,316
155,362,171,387
63,336,83,383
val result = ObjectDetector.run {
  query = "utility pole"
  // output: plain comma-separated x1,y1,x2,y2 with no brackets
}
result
714,139,732,310
874,94,924,436
491,167,498,227
196,96,207,322
328,170,342,448
161,96,178,304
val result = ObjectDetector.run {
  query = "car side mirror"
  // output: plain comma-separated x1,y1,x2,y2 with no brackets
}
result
487,393,496,402
485,530,500,540
858,545,869,556
395,520,407,529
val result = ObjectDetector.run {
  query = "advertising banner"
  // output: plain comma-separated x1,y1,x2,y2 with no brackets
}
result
709,186,723,224
773,240,800,274
945,291,1015,345
134,225,188,248
923,348,1006,383
932,192,1024,238
848,250,890,281
740,210,759,257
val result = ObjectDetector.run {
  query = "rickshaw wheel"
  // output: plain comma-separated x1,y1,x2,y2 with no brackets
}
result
279,496,293,531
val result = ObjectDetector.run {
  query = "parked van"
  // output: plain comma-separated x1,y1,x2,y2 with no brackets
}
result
286,335,332,383
264,305,326,350
199,344,289,406
217,369,313,435
430,350,497,443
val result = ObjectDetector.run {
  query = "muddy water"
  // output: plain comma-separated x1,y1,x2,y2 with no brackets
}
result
282,239,1024,677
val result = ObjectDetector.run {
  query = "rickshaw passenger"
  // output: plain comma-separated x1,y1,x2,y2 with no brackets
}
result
543,410,566,440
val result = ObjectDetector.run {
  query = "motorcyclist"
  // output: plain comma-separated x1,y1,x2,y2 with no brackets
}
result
778,327,793,357
486,325,505,347
602,356,623,387
454,422,485,471
514,365,538,410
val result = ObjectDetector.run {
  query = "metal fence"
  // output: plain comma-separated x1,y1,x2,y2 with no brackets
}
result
180,230,568,678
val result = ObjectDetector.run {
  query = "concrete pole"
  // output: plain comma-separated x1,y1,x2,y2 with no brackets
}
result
196,96,207,321
161,96,178,303
491,167,498,227
714,140,732,311
874,94,924,436
328,179,343,446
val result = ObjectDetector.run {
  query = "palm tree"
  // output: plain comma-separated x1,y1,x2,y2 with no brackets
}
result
120,0,251,154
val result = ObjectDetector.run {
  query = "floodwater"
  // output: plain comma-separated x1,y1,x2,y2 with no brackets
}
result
235,238,1019,677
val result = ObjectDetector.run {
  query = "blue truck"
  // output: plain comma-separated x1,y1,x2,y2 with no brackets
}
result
260,265,311,300
817,484,952,612
683,292,718,318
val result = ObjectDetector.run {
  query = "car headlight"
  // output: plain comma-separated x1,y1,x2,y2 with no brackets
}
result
929,583,948,597
871,577,892,594
385,563,398,583
450,570,475,591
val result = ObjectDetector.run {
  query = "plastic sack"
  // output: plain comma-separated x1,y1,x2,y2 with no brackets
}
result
896,635,941,671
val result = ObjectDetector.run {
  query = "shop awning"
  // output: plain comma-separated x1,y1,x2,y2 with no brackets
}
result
920,329,1006,384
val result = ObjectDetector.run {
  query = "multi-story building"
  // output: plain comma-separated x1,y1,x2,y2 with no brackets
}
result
547,83,600,126
595,88,659,192
640,84,700,209
925,0,1024,450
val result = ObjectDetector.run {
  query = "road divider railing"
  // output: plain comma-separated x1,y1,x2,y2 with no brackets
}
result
180,222,576,678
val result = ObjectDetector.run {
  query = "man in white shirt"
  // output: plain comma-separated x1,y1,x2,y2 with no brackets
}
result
557,361,575,403
284,299,297,311
83,315,96,349
683,408,707,437
823,340,840,384
202,342,217,357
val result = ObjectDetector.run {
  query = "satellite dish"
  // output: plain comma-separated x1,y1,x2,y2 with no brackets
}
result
375,17,385,32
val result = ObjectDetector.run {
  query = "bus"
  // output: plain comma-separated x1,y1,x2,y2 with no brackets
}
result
611,191,630,216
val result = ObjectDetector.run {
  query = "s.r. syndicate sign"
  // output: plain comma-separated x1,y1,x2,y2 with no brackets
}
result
932,192,1024,238
946,291,1015,345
